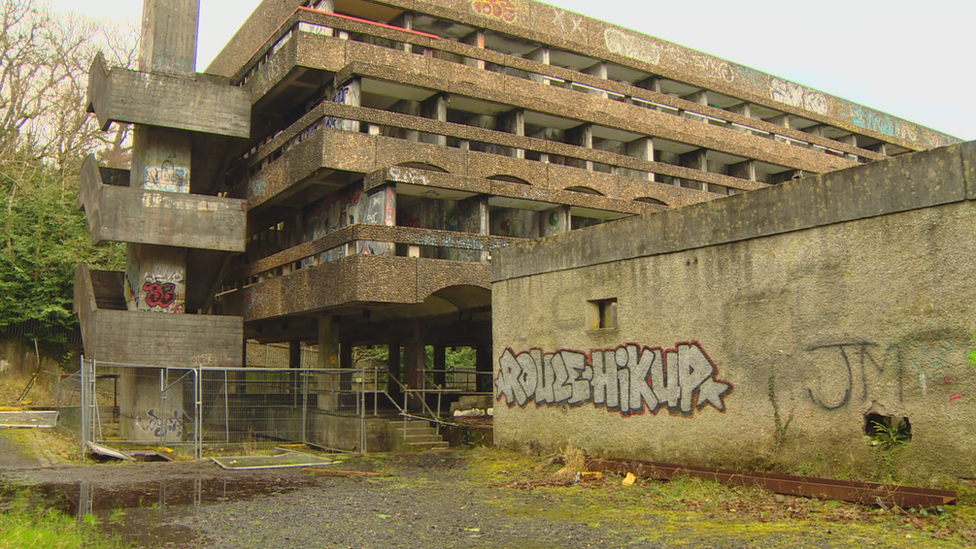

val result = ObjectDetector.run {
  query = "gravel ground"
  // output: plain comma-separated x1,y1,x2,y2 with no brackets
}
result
1,432,970,548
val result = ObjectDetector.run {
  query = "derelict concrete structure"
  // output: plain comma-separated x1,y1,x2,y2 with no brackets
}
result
76,0,955,448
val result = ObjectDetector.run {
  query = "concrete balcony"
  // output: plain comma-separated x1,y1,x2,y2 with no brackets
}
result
74,264,243,368
78,156,247,252
87,53,250,138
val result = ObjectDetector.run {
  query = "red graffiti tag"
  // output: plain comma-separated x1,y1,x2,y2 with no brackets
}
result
142,281,177,308
950,393,963,402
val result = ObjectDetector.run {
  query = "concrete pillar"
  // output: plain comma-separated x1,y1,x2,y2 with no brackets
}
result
124,243,187,312
362,185,395,256
393,12,413,52
476,344,492,394
458,195,488,261
421,93,448,146
393,100,421,141
329,78,360,133
500,109,525,159
126,1,201,315
463,30,485,70
728,102,752,133
139,0,198,77
402,322,426,410
433,345,446,387
583,61,608,98
682,90,708,123
387,343,402,401
527,47,549,85
680,149,707,172
729,160,757,182
567,124,593,171
806,125,826,138
620,137,654,181
317,315,339,411
540,205,570,237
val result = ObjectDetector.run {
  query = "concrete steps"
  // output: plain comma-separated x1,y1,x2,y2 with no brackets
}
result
390,419,449,451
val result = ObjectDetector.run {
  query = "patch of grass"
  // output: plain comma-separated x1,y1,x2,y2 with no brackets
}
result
0,494,131,549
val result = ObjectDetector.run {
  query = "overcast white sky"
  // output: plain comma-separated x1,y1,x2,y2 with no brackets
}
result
44,0,972,140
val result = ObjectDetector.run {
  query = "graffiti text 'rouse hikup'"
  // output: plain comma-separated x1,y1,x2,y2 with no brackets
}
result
496,342,733,417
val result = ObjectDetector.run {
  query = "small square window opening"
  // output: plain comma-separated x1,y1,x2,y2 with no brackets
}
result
589,298,617,330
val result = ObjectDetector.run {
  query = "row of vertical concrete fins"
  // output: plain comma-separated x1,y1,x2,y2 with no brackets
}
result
86,53,250,138
211,0,955,152
491,141,976,282
74,264,244,368
243,32,852,189
295,33,855,173
78,156,247,252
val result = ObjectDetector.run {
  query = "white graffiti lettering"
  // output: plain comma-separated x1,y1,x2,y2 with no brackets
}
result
496,342,732,417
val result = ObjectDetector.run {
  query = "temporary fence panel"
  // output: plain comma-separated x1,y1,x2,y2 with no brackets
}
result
73,357,368,457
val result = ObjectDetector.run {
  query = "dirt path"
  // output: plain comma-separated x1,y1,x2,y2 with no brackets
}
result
0,430,44,470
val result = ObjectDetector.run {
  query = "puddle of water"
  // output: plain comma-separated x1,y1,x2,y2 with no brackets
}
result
2,476,319,547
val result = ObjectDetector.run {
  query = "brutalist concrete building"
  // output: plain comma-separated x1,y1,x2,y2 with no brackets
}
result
75,0,955,449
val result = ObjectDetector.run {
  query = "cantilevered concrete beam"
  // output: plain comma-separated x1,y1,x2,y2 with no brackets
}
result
86,53,250,138
78,156,246,252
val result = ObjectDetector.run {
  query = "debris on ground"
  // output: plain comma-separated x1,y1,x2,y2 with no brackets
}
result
211,449,337,470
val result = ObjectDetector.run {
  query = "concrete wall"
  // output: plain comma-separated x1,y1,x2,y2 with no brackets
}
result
492,141,976,484
0,338,67,377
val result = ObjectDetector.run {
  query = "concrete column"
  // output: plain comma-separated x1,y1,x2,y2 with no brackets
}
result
682,90,708,123
139,0,198,77
567,124,593,171
583,61,608,98
317,315,339,411
622,137,654,181
393,12,413,52
728,102,752,133
540,205,570,237
433,345,446,387
124,243,187,312
421,93,448,146
311,0,335,36
387,343,402,401
456,195,488,261
729,160,757,182
680,149,707,172
126,1,201,314
500,109,525,159
402,322,426,412
806,125,826,138
332,78,361,133
527,47,549,85
476,344,492,394
289,339,301,367
463,30,485,70
393,100,421,141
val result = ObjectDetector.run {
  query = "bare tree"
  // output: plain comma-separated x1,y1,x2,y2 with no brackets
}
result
0,0,137,176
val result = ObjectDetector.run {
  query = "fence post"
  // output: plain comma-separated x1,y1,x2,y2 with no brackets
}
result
79,355,86,460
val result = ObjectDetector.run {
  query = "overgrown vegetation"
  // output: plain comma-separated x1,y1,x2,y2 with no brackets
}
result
0,0,134,343
0,492,131,549
459,446,976,547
